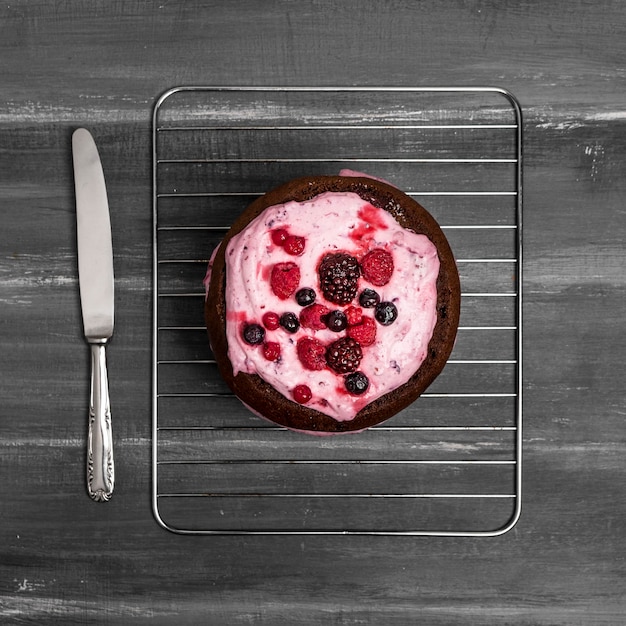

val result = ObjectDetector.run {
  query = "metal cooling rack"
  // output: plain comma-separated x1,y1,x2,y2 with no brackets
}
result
152,86,522,536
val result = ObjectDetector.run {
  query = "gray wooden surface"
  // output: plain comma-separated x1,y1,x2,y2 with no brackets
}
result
1,1,625,623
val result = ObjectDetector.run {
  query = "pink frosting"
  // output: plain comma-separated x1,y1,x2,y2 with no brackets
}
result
337,168,396,186
216,190,440,423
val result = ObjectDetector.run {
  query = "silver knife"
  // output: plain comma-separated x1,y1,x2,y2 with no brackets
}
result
73,128,115,502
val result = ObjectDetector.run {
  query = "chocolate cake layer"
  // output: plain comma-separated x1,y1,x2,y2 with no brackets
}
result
205,175,460,434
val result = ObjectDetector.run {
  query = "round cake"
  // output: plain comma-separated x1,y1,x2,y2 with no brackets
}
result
204,173,460,434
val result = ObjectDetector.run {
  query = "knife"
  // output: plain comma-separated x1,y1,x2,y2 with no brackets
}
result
72,128,115,502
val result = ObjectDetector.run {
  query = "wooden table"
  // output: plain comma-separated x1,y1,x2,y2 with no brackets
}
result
2,2,624,623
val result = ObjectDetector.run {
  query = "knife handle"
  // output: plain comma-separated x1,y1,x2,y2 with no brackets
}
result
87,341,114,501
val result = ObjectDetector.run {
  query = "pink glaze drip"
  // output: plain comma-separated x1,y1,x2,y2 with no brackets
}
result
338,168,396,186
214,190,440,423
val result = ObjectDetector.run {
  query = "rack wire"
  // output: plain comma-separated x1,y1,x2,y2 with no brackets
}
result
152,87,522,535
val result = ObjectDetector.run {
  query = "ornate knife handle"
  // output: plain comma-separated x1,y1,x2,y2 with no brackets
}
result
87,341,114,501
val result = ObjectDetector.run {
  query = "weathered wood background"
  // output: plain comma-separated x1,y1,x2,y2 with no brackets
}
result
1,1,625,623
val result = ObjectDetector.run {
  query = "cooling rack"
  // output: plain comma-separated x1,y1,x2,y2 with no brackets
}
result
152,86,522,535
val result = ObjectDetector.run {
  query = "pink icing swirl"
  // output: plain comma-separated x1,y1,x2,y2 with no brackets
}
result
219,191,440,422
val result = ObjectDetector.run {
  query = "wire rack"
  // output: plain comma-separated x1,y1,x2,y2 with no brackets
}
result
152,87,522,535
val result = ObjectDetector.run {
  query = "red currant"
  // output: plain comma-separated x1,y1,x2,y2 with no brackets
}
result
271,228,289,246
262,342,281,361
293,384,312,404
262,311,280,330
284,235,305,256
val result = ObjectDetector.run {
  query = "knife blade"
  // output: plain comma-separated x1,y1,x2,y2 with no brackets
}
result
73,128,115,502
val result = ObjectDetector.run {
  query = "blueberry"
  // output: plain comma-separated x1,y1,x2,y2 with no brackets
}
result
359,288,380,308
295,287,316,307
325,310,348,332
242,323,265,345
345,371,369,395
375,301,398,326
279,312,300,333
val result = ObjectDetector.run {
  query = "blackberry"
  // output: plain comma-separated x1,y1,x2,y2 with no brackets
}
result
279,312,300,333
375,301,398,326
242,323,265,345
359,288,380,308
325,310,348,332
345,371,369,395
318,252,360,305
325,337,362,374
295,287,316,307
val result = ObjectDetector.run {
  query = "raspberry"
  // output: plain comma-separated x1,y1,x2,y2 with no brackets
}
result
284,235,305,256
318,252,360,305
299,303,330,330
297,336,327,371
262,342,281,361
345,371,369,395
262,311,280,330
270,262,300,299
242,323,265,345
344,305,363,326
375,301,398,326
361,248,394,286
347,316,376,346
293,384,312,404
325,337,362,374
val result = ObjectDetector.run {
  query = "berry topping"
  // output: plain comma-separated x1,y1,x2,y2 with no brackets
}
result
299,303,330,330
375,301,399,326
361,248,394,286
344,305,363,326
293,384,312,404
262,311,280,330
295,287,316,307
279,311,300,333
297,336,327,371
242,323,265,345
271,228,289,246
325,337,363,374
284,234,306,256
359,288,381,308
318,252,361,305
345,371,370,395
262,341,281,361
270,262,300,300
325,309,348,333
347,315,377,346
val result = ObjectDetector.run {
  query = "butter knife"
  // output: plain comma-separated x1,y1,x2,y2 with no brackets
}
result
73,128,115,502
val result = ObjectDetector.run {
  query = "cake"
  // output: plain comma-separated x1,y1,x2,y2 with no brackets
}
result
204,172,460,434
